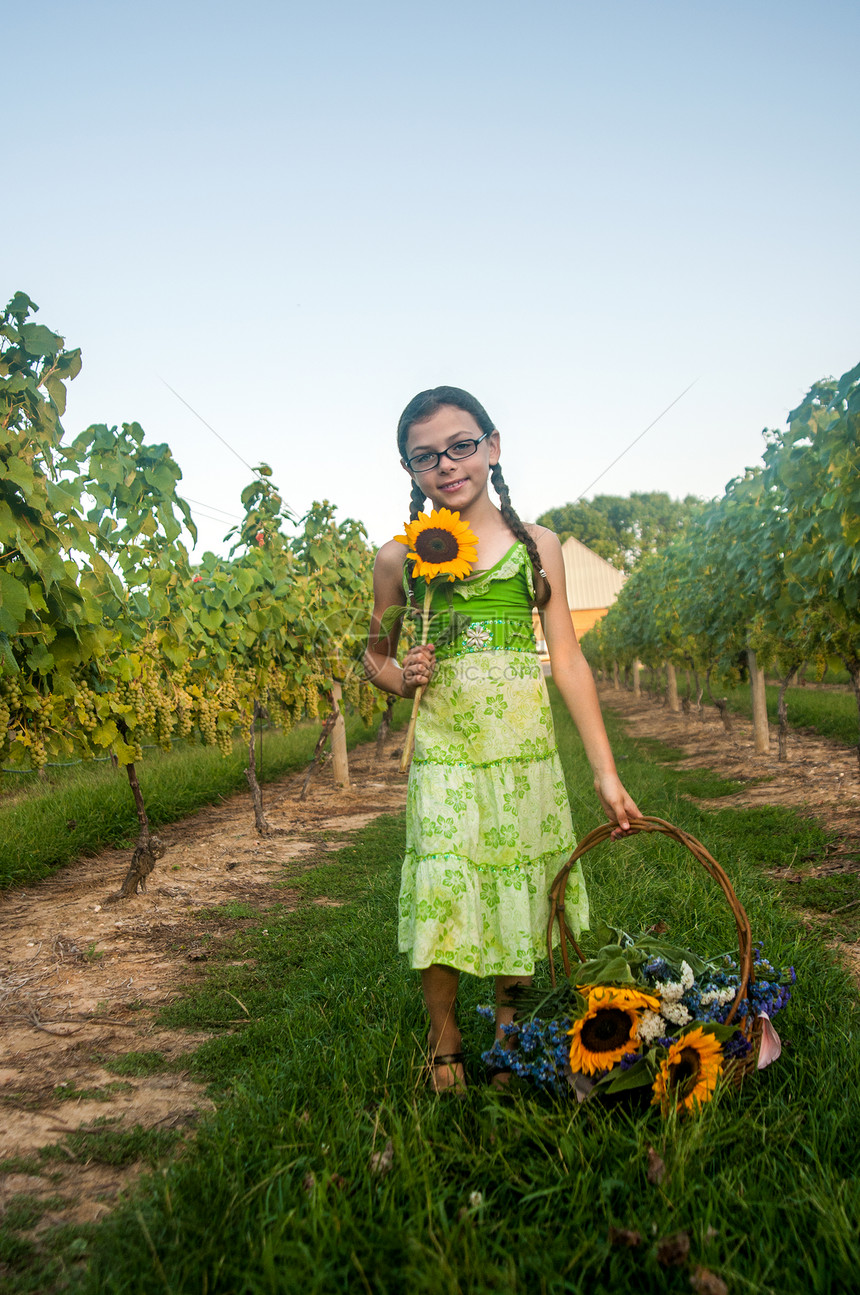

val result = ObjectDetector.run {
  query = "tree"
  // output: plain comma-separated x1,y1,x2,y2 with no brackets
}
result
760,365,860,768
536,492,701,573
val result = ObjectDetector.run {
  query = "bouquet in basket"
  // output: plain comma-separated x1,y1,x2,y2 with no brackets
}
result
481,817,795,1117
481,922,793,1114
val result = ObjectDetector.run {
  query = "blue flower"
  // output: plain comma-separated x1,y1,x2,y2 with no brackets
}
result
723,1032,753,1060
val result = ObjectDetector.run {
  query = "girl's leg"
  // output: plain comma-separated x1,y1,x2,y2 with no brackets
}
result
420,964,464,1092
491,974,532,1086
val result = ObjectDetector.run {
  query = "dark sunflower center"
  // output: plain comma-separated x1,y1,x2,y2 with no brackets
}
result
668,1047,701,1091
581,1008,634,1053
414,527,460,563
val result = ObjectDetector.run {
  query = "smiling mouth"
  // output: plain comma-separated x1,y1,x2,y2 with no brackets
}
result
439,478,468,491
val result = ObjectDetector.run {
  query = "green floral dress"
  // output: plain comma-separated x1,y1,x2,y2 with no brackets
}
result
398,541,590,976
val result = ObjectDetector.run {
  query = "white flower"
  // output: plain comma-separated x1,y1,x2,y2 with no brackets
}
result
638,1010,667,1044
464,626,491,649
680,961,694,991
700,986,736,1007
469,1191,483,1208
655,979,684,1003
662,1001,691,1026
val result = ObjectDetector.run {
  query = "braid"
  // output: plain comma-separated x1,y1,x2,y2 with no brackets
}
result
491,463,551,608
409,480,426,521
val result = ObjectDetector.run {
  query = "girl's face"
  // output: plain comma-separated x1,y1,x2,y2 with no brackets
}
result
402,405,500,512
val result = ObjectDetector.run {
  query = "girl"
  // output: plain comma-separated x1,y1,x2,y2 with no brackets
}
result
366,387,640,1092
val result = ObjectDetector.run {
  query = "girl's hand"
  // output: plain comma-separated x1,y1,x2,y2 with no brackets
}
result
594,772,641,840
401,643,436,698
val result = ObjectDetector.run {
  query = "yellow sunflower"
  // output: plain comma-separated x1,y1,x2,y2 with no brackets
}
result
395,508,479,582
568,985,661,1076
652,1026,723,1115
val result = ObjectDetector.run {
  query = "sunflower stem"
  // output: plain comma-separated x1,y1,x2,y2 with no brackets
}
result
399,583,434,774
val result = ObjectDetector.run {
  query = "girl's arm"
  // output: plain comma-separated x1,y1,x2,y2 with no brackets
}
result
533,527,640,834
364,539,434,699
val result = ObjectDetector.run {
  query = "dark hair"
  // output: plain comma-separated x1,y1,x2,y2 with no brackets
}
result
396,386,551,607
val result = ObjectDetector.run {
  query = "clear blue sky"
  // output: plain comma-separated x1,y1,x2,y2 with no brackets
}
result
7,0,859,554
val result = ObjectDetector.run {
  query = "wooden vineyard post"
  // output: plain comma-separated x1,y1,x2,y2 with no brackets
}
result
665,661,680,713
330,681,350,788
612,661,620,691
632,660,641,699
747,649,770,754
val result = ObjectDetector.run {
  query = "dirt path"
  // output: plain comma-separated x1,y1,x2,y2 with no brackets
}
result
597,683,860,851
0,735,407,1238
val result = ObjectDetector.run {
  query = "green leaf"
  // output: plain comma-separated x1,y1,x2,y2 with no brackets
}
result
2,456,38,494
20,322,63,358
686,1021,739,1043
45,479,82,516
13,528,41,577
573,954,635,987
0,569,32,630
594,920,623,948
44,375,67,415
600,1055,656,1093
25,641,55,673
0,633,18,671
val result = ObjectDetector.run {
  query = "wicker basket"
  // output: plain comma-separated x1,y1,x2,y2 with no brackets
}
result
547,815,761,1081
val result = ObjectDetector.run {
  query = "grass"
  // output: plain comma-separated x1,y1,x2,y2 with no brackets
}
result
665,675,857,750
716,681,859,750
44,681,858,1294
40,1120,185,1169
53,1082,134,1103
0,703,410,889
198,902,264,921
95,1052,172,1078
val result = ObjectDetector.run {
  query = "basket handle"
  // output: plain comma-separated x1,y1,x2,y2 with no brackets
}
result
547,815,753,1027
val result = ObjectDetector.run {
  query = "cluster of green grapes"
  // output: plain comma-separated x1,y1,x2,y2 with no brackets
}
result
125,673,159,735
189,665,248,756
72,681,102,734
358,680,377,726
344,673,361,708
302,671,327,718
173,684,195,739
261,665,302,732
0,679,55,768
0,696,11,743
154,694,178,749
195,695,221,748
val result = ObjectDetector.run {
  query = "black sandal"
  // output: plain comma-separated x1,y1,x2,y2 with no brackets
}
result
426,1051,467,1094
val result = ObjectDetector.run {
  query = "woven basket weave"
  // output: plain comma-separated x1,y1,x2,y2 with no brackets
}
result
547,815,761,1079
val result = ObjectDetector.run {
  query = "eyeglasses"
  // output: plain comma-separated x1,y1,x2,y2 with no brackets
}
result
405,431,490,473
